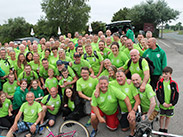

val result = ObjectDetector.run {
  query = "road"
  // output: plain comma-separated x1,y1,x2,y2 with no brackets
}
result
1,32,183,137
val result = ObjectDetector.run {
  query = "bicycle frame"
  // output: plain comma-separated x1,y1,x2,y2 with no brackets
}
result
151,130,183,137
45,126,76,137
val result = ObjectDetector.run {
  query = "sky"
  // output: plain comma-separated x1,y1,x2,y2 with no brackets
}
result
0,0,182,26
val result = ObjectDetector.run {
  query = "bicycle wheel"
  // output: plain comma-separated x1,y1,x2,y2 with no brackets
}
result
59,120,90,137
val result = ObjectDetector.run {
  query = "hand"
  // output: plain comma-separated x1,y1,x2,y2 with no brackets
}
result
140,82,146,92
30,124,36,133
99,52,104,55
94,89,100,98
88,97,92,101
126,79,132,85
58,76,62,81
163,103,169,108
127,110,136,122
11,123,18,132
64,104,68,107
107,51,111,55
90,74,96,78
42,84,45,89
9,113,13,117
48,106,55,111
99,116,106,123
141,114,148,121
69,62,72,67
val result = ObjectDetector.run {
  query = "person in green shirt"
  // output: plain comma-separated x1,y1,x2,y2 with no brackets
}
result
110,71,140,137
45,69,58,93
3,73,18,100
120,49,150,93
39,58,56,90
126,27,135,43
30,80,44,102
29,53,41,74
90,76,132,137
49,46,59,67
58,67,74,96
0,92,14,128
71,52,95,78
12,80,29,115
143,37,167,90
40,87,62,127
82,44,104,77
77,67,98,115
97,40,111,59
156,66,179,134
7,92,42,137
62,87,85,121
0,66,5,91
123,39,144,59
108,42,128,68
66,41,76,60
18,64,39,88
0,48,12,83
131,73,159,121
99,59,112,78
58,48,72,62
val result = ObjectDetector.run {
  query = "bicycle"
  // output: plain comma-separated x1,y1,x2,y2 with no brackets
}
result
40,119,90,137
135,107,183,137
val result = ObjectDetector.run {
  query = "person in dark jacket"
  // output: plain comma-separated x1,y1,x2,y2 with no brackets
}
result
156,66,179,135
62,87,85,121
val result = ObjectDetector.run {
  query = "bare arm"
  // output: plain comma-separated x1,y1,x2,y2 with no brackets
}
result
140,70,149,92
92,106,106,123
147,97,156,118
78,91,91,101
96,61,104,77
5,92,13,100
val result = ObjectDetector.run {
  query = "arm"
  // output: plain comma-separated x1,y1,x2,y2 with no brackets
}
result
146,97,156,118
132,94,141,112
171,82,179,106
8,104,13,116
140,70,149,92
30,111,42,133
96,61,104,77
92,106,106,123
89,67,95,78
5,92,13,100
78,91,91,101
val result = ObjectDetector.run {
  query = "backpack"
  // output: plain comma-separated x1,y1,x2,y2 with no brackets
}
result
84,50,99,60
127,57,155,76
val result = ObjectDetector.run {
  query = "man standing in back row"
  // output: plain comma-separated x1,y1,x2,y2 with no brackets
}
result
143,38,167,90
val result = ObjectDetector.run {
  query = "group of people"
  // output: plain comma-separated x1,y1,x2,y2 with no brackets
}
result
0,29,179,137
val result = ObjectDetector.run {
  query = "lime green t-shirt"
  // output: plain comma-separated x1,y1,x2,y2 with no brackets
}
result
49,55,59,67
68,99,75,111
55,66,76,78
123,58,149,81
0,59,11,76
0,98,12,117
9,59,17,69
110,81,138,112
91,85,127,115
160,81,174,110
97,47,111,59
41,94,61,115
71,59,91,78
20,101,42,123
58,76,73,95
138,84,159,113
82,51,103,75
18,71,39,84
3,81,18,96
29,61,41,72
108,52,128,68
45,77,58,91
39,64,56,79
14,63,25,77
77,77,98,97
123,45,144,59
99,69,109,78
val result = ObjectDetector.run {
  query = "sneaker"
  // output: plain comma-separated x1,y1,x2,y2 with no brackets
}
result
158,128,164,137
39,127,44,135
90,129,97,137
85,118,91,128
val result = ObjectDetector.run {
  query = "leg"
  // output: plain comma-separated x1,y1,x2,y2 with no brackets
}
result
0,116,12,128
160,116,165,129
40,105,47,124
129,120,136,136
91,113,99,130
120,113,130,131
164,117,170,130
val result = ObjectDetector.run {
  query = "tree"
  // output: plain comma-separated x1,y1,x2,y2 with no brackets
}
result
41,0,90,37
0,17,31,44
111,7,130,22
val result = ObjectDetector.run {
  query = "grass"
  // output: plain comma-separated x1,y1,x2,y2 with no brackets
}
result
160,29,175,33
178,30,183,35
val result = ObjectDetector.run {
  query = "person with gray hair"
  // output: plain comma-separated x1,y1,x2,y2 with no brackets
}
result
90,75,132,137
